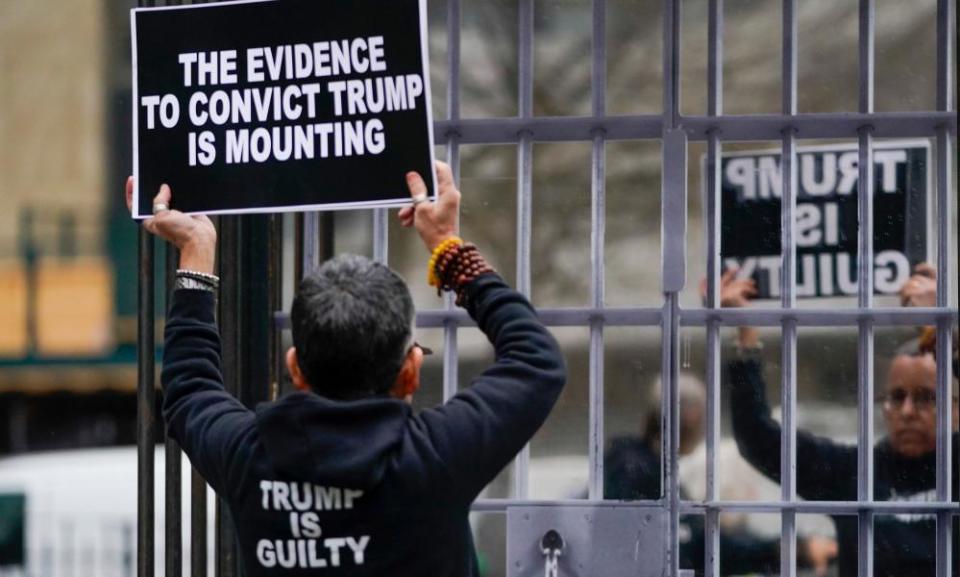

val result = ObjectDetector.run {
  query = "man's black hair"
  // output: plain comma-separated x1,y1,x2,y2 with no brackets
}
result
291,254,415,400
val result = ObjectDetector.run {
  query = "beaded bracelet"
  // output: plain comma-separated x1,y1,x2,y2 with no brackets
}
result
427,236,463,287
432,241,496,306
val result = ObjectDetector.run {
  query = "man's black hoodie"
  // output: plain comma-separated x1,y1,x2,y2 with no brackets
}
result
161,273,566,576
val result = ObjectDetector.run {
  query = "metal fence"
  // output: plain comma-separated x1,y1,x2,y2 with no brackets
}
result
136,0,957,576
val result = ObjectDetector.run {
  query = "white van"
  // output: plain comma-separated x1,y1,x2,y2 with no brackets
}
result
0,446,215,577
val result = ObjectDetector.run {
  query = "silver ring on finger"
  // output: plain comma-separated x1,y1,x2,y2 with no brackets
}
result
411,194,428,206
153,203,170,214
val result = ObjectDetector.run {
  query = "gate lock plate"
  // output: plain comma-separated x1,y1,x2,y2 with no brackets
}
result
507,505,666,577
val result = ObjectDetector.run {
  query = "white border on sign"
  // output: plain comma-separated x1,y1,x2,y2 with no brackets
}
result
419,0,439,201
130,9,140,218
130,0,438,219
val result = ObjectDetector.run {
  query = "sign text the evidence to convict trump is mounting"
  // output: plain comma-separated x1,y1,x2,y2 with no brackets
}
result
715,141,929,299
131,0,435,218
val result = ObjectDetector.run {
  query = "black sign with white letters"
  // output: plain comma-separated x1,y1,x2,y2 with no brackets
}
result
131,0,435,218
716,142,929,299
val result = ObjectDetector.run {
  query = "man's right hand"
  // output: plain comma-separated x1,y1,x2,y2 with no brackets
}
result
397,161,460,253
125,177,217,274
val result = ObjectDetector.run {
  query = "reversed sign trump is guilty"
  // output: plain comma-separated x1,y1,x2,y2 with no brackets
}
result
131,0,435,218
718,141,929,299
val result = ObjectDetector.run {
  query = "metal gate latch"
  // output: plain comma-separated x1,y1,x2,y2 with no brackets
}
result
540,529,564,577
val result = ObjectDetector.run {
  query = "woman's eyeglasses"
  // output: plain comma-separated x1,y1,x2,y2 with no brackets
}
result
879,389,955,412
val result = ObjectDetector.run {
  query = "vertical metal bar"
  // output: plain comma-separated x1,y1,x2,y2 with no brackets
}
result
781,0,798,118
442,137,460,403
935,0,953,114
164,247,182,577
934,2,953,576
662,0,681,128
372,209,388,264
858,0,875,115
442,0,462,403
780,3,798,574
269,214,284,401
446,0,461,124
302,213,321,275
137,227,156,577
513,0,534,500
164,438,182,577
662,292,681,576
661,128,687,576
662,0,683,573
704,0,723,574
135,5,158,577
586,0,607,502
855,3,876,574
215,216,238,577
856,130,876,577
293,213,304,282
191,469,207,577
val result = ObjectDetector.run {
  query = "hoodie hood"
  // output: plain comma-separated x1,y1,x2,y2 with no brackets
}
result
255,391,411,489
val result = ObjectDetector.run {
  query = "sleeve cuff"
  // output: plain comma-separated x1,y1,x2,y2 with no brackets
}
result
170,288,217,325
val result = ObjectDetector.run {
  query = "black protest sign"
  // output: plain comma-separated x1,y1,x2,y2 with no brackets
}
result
717,141,929,299
131,0,435,218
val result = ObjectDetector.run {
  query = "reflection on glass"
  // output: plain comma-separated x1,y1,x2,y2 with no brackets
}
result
605,141,662,306
461,0,520,118
530,327,589,500
797,0,858,113
606,0,662,115
532,143,591,308
876,0,938,112
459,145,518,288
722,0,782,115
534,0,591,117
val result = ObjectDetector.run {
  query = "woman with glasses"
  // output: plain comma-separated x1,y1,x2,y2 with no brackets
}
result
720,265,958,577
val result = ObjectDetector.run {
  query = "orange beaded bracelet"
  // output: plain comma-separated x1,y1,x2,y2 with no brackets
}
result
427,236,463,287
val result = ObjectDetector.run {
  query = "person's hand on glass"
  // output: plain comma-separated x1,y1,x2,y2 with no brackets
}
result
125,177,217,274
701,268,760,349
701,268,758,308
397,161,460,253
899,262,937,308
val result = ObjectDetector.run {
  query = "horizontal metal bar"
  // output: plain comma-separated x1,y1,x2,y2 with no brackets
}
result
690,500,960,515
435,115,661,144
433,112,957,144
681,307,958,327
470,498,960,514
472,498,663,512
275,306,957,329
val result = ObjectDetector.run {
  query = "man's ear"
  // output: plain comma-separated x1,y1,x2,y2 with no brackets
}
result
285,347,312,392
391,346,423,402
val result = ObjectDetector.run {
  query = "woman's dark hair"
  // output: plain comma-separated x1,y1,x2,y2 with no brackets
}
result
290,254,415,400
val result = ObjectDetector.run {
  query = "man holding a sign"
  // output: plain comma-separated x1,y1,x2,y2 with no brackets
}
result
128,162,566,576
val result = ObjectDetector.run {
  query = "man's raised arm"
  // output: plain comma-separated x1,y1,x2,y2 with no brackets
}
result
397,163,567,500
127,178,254,496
